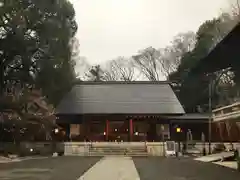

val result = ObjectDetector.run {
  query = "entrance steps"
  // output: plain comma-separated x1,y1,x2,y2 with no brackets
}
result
64,142,165,156
88,143,148,156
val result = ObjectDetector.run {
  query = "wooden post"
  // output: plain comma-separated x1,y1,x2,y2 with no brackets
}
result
106,119,109,141
218,122,224,142
66,124,70,141
237,149,240,171
225,121,232,142
208,76,212,154
129,119,133,141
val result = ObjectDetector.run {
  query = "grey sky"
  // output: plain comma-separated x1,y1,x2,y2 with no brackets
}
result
71,0,228,65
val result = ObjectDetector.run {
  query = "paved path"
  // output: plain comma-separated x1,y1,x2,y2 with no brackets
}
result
0,156,239,179
78,157,140,180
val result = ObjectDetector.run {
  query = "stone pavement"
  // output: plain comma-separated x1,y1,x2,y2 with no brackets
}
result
194,152,234,162
213,161,238,169
0,156,239,180
78,157,140,180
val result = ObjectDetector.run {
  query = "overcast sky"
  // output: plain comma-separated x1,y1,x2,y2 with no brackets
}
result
70,0,229,65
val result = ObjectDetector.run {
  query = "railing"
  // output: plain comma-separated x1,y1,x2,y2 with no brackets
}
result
212,102,240,122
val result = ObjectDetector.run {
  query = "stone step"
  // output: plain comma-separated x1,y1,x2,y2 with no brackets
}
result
88,152,148,156
89,150,147,154
89,151,147,155
89,149,147,154
90,147,146,150
89,148,146,152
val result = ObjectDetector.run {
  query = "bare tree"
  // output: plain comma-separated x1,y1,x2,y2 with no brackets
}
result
75,56,91,79
213,68,238,107
69,38,93,80
102,57,137,81
161,32,196,78
132,32,196,80
84,65,105,81
230,0,240,20
132,47,162,81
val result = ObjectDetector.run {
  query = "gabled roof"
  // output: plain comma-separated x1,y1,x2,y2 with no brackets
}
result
56,81,185,115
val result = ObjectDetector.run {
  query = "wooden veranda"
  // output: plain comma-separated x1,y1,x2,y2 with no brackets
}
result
212,102,240,142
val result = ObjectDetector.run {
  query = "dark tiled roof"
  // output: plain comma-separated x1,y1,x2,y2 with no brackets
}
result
56,82,185,115
163,113,211,120
192,22,240,74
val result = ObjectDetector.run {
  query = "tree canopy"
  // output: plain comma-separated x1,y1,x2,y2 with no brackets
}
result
0,0,78,105
168,12,239,112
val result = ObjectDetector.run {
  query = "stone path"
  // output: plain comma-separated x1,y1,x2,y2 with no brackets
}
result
78,157,140,180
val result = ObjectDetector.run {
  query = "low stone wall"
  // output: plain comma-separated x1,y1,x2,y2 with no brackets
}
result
1,142,64,156
63,141,240,156
64,142,166,156
64,142,90,156
64,142,148,156
146,142,164,156
193,142,240,154
91,142,146,148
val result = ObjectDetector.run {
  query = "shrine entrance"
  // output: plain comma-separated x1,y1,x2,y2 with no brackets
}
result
57,115,171,142
108,121,129,142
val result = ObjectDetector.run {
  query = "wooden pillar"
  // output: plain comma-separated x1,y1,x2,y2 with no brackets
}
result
86,119,90,141
105,119,109,141
129,119,133,141
225,120,232,142
81,118,86,141
237,122,240,141
66,124,70,141
218,122,224,142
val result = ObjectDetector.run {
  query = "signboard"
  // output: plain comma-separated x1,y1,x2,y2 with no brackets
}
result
165,141,176,156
